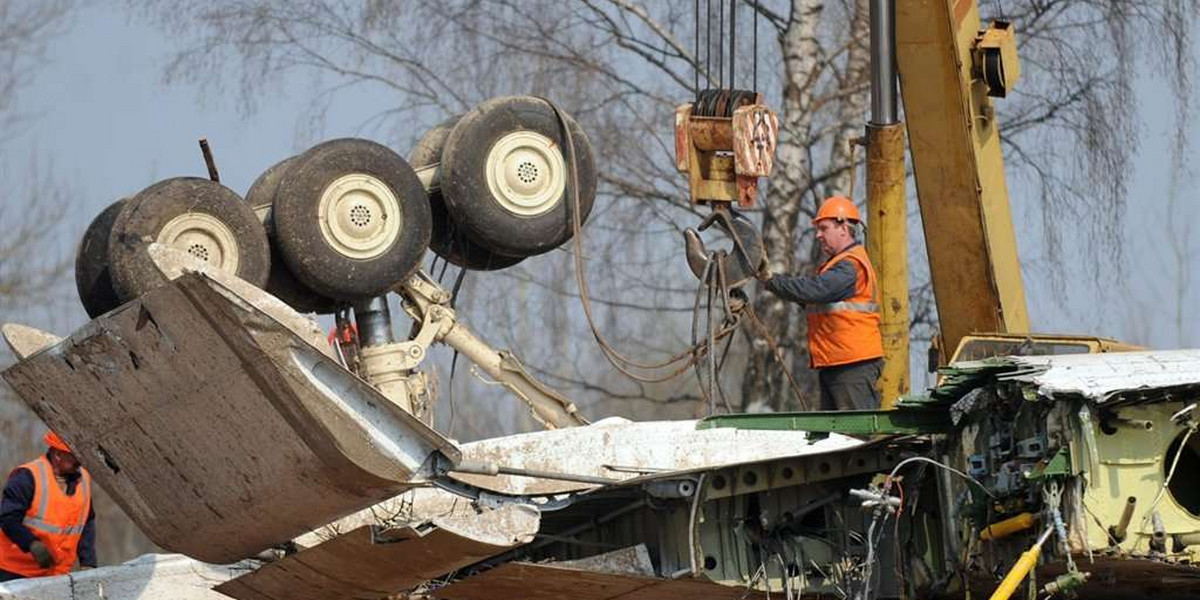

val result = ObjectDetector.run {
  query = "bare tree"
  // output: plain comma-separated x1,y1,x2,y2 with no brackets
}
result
1161,162,1197,347
0,0,161,566
0,0,76,317
134,0,1198,428
0,1,71,124
0,163,71,321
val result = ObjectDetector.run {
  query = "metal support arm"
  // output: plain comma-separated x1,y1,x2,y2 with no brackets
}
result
396,271,589,430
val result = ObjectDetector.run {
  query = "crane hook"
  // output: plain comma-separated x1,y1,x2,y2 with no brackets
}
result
682,208,763,289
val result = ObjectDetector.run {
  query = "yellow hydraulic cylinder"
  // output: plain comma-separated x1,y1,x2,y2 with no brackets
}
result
865,123,909,407
988,527,1053,600
980,512,1036,541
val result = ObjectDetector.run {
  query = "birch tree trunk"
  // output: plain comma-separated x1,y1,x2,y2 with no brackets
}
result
825,0,870,200
783,0,872,400
741,0,826,411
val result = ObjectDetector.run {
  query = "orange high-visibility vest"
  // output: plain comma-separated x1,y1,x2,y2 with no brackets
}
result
805,244,883,368
0,455,92,577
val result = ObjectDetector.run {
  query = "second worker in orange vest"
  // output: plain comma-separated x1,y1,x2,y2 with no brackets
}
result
0,431,96,582
758,196,884,410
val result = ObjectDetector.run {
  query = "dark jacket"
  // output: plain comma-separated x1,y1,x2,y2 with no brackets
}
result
0,453,97,570
765,242,862,305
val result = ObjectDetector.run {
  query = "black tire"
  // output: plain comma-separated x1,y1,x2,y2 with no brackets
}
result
429,193,525,271
439,96,597,258
410,116,460,169
247,156,301,227
75,199,127,318
248,156,342,314
109,177,271,301
262,255,345,314
274,138,431,300
413,115,526,271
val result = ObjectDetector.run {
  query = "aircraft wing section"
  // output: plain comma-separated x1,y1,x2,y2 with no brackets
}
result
434,561,765,600
1,271,460,564
217,504,537,600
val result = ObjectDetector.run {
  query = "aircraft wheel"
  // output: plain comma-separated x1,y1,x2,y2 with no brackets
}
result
247,156,342,314
75,198,127,318
414,115,526,271
439,96,596,258
109,177,270,301
273,138,431,300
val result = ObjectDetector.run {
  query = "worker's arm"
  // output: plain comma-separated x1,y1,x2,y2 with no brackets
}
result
765,260,857,305
77,505,96,568
0,469,37,552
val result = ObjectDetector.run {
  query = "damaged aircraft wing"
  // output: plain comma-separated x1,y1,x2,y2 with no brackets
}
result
1,268,461,565
433,560,767,600
449,417,868,496
216,504,539,600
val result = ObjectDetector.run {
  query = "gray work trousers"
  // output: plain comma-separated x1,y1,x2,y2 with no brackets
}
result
817,358,882,411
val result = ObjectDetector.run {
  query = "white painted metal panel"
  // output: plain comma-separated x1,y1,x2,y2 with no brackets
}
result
453,417,863,495
998,350,1200,401
0,554,246,600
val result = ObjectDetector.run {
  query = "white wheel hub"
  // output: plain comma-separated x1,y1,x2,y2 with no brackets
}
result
156,213,240,273
485,130,566,217
317,174,403,260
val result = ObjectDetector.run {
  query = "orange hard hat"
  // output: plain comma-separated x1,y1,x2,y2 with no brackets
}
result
44,431,72,454
812,196,861,224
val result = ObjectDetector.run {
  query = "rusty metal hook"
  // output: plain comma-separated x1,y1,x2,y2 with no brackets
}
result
683,208,763,289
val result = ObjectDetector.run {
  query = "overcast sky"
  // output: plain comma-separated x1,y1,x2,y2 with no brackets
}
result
3,4,1197,384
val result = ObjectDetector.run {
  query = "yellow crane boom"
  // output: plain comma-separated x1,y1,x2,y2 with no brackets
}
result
893,0,1031,361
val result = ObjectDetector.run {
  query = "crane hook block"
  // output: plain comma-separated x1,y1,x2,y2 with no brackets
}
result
674,89,778,208
975,21,1020,98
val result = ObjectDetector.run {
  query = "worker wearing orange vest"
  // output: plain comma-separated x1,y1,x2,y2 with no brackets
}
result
0,431,96,581
758,196,884,410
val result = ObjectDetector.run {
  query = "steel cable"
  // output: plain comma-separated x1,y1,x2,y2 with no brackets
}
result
741,303,811,410
718,0,724,88
544,98,740,384
695,0,701,100
707,257,718,414
706,0,712,88
729,0,736,89
692,258,716,405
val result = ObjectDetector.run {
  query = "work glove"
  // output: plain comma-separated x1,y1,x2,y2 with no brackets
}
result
29,540,54,569
754,253,772,283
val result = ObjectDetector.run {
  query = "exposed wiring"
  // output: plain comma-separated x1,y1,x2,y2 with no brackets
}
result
742,562,768,599
468,365,504,387
858,506,890,600
688,473,709,576
447,349,460,437
1079,499,1121,547
1042,480,1076,573
1171,402,1196,423
857,456,994,600
887,456,996,499
1137,423,1196,542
